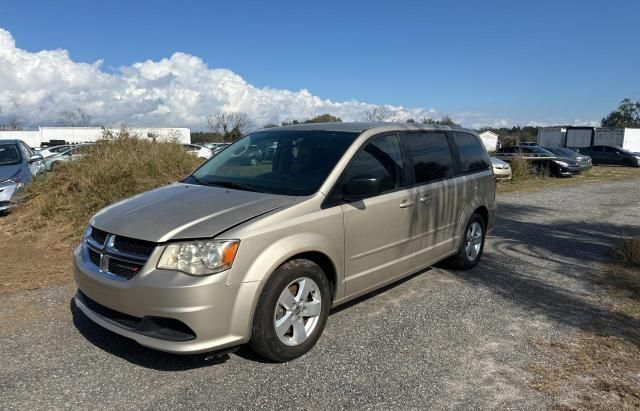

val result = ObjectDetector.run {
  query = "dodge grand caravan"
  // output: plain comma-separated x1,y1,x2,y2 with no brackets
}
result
74,123,496,362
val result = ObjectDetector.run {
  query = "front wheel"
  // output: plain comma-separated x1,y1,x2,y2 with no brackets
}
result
448,213,486,270
249,259,331,362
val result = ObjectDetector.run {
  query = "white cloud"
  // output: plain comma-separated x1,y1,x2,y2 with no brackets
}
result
0,27,585,130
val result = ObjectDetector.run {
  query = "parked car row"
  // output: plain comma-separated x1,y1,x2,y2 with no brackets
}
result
492,145,586,178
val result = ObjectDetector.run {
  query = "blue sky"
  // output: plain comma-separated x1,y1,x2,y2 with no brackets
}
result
1,0,639,128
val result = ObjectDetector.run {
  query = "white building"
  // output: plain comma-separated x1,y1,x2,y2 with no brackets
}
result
0,127,191,147
478,131,499,152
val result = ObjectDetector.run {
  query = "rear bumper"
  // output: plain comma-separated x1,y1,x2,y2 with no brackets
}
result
73,244,260,354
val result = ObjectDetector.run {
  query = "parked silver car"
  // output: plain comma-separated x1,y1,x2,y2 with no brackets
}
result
45,144,93,171
0,139,44,213
73,123,496,362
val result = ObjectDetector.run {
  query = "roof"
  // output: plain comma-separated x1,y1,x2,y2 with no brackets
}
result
259,122,476,135
0,139,22,145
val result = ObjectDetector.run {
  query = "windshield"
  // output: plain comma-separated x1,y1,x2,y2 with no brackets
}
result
0,144,21,165
187,130,359,196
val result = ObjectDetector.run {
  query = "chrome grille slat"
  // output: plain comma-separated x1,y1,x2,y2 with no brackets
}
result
85,227,156,280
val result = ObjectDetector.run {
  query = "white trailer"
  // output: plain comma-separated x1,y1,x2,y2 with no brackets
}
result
0,131,41,147
565,127,594,148
595,128,640,152
537,127,565,147
537,126,640,152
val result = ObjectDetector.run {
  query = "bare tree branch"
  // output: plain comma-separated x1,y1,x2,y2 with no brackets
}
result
366,105,394,122
60,108,92,126
206,112,254,142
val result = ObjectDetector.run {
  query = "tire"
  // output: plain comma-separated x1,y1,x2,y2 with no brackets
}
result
249,259,331,362
448,213,486,270
249,157,258,166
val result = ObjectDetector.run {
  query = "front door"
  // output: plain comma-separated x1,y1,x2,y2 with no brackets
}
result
342,133,417,296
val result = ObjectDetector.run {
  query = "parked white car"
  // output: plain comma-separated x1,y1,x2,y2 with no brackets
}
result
490,157,512,180
182,144,213,159
36,145,73,159
45,144,93,171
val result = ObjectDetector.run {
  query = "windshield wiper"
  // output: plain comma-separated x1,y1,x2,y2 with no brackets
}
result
200,179,259,192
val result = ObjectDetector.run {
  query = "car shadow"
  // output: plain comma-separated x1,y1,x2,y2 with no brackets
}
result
448,202,640,346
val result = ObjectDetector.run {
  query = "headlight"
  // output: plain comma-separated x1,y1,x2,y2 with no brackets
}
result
1,169,23,188
635,156,640,161
157,240,239,276
554,160,569,167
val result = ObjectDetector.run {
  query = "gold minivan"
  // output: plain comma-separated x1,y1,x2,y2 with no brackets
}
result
74,123,496,362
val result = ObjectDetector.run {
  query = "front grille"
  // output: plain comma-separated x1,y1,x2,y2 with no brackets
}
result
88,248,101,266
113,236,156,258
90,227,108,245
85,228,156,281
108,259,143,280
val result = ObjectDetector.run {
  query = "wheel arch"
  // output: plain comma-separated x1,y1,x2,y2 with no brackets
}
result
474,205,489,228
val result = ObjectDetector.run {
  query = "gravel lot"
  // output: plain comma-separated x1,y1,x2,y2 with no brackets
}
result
2,178,639,410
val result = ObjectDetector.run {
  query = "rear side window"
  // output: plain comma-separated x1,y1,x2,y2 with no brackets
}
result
343,134,406,193
400,132,454,184
452,132,490,173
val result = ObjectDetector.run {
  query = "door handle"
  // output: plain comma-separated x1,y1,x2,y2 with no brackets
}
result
399,200,415,208
418,195,432,204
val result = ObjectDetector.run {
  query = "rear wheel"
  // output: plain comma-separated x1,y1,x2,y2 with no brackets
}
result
448,213,486,270
249,259,331,362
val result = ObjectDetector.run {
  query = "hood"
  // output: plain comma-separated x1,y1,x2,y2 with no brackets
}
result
91,183,296,242
490,157,508,166
0,164,22,183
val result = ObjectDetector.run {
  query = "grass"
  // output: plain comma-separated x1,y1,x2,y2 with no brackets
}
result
497,164,640,194
13,128,203,238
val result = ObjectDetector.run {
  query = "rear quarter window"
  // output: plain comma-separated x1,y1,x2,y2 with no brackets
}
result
452,132,491,173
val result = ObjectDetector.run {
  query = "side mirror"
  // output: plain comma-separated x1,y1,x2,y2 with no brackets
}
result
29,154,43,163
343,176,380,202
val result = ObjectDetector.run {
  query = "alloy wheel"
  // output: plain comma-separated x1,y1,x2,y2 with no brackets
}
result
273,277,322,346
464,221,483,261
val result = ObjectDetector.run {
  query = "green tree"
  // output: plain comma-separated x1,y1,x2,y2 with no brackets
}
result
304,113,342,123
420,116,459,126
601,98,640,128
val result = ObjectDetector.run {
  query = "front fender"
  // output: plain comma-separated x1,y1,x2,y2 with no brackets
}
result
226,232,342,290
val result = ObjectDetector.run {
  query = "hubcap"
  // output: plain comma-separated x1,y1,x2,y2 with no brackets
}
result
274,277,322,346
464,221,483,261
